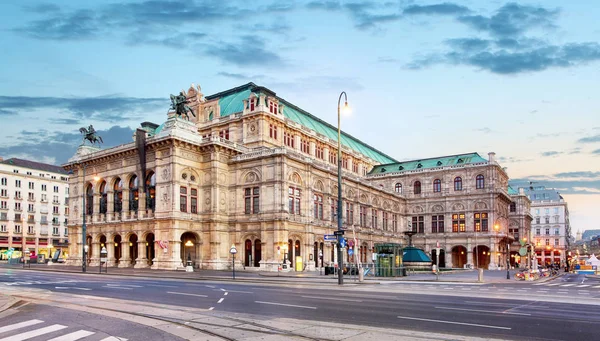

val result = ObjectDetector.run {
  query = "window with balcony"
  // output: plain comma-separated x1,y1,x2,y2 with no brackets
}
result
14,203,21,211
28,192,34,201
0,189,6,197
0,201,6,210
53,195,59,204
15,225,21,233
0,213,7,221
313,194,323,220
15,191,21,199
27,204,34,212
219,129,230,140
53,206,59,215
27,214,34,223
28,226,34,234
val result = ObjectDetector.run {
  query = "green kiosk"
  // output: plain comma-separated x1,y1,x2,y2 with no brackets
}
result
374,243,404,277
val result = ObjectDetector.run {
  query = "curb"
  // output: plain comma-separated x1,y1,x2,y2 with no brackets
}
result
0,295,19,313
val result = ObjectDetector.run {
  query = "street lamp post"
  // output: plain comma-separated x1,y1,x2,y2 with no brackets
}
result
230,244,237,280
336,91,349,286
82,163,87,273
494,223,500,269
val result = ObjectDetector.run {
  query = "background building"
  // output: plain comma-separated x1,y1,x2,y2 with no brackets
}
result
512,185,571,266
0,157,70,261
63,82,531,271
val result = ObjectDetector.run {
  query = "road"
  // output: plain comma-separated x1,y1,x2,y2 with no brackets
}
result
0,269,598,340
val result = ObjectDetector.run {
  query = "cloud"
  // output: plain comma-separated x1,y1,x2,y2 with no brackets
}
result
541,151,562,157
593,149,600,155
306,1,341,11
510,176,600,195
475,127,493,134
26,3,61,13
497,156,533,163
306,1,401,29
577,134,600,143
403,3,470,16
0,95,165,124
15,9,100,40
554,171,600,178
446,38,491,51
457,3,559,38
127,30,207,48
208,36,284,66
0,126,135,165
0,109,18,116
217,72,265,81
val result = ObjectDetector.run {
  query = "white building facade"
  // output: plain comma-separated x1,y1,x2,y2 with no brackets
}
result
0,157,70,260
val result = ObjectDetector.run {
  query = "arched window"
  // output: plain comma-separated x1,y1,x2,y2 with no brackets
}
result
145,172,156,211
99,181,107,214
414,181,421,194
129,175,139,212
394,183,402,194
85,184,93,215
454,177,463,191
113,178,123,213
433,179,441,192
476,174,485,189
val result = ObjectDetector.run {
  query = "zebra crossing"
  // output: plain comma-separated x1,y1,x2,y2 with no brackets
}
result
0,319,127,341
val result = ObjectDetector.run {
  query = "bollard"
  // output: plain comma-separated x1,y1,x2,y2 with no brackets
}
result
478,268,484,283
358,268,364,282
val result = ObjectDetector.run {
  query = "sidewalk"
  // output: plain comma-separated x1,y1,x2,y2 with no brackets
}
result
0,263,540,284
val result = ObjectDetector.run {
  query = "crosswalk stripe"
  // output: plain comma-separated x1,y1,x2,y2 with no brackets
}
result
100,337,129,341
0,324,67,341
0,320,44,334
47,330,95,341
577,285,590,288
546,283,562,286
594,285,600,289
560,284,576,287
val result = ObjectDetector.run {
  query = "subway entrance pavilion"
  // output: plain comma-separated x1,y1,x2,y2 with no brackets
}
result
63,82,532,271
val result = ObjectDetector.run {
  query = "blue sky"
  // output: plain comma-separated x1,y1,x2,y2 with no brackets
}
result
0,0,598,235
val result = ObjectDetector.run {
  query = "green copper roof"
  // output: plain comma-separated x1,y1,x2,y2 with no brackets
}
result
402,246,432,263
369,152,487,175
208,83,397,164
508,185,518,195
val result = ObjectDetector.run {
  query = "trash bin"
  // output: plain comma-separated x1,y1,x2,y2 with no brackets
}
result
325,266,334,275
401,267,407,277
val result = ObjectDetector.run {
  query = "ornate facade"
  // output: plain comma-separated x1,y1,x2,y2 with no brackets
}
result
63,82,531,271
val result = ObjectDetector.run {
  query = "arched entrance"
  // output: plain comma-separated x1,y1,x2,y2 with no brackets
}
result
254,239,261,267
287,238,302,271
99,235,107,256
473,245,490,269
146,233,155,265
114,234,122,265
180,232,197,267
129,234,138,265
244,239,252,267
432,249,446,268
452,245,467,268
86,235,92,265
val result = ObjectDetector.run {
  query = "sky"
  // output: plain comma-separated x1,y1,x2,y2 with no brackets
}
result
0,0,598,235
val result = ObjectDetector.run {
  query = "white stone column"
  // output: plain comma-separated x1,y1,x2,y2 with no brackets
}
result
134,241,148,268
118,241,131,267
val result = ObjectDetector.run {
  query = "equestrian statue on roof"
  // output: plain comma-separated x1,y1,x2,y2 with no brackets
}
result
79,124,103,146
169,91,196,120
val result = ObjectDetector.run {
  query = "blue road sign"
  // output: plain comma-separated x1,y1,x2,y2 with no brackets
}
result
324,234,336,242
348,248,354,256
340,238,347,249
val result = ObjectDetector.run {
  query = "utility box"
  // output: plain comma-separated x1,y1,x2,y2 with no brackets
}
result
295,256,303,271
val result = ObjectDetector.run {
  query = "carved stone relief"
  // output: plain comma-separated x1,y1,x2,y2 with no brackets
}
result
161,167,170,181
161,185,170,208
452,203,465,211
432,205,444,212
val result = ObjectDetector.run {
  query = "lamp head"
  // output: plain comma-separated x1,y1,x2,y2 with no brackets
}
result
341,101,351,116
93,176,100,182
494,224,500,231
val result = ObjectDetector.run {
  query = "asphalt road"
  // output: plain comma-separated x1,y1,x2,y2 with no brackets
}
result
1,269,598,341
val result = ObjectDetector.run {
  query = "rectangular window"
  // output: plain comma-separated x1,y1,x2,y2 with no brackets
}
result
382,211,388,230
15,191,21,199
536,228,540,235
331,199,338,221
329,151,337,165
269,101,278,114
15,180,21,188
244,187,259,214
54,186,59,193
28,182,34,190
288,187,301,214
352,162,358,173
15,225,21,233
554,239,559,246
545,239,550,246
301,139,309,153
0,189,6,197
554,207,559,214
180,186,187,212
346,202,354,225
42,184,47,191
412,216,424,233
474,213,488,232
392,214,398,232
545,228,550,235
359,206,367,227
545,217,550,224
342,158,349,169
0,178,6,186
53,206,59,214
284,132,294,148
15,203,21,211
28,225,34,234
269,124,278,139
219,129,230,140
545,208,549,214
372,209,378,229
191,188,197,213
535,217,540,224
535,209,539,215
313,194,323,220
28,192,34,201
554,216,559,223
432,215,445,233
554,228,560,235
1,201,6,209
315,145,324,160
452,213,466,232
0,225,5,232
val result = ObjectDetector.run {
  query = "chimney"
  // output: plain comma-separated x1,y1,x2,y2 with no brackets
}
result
488,152,496,162
519,188,524,194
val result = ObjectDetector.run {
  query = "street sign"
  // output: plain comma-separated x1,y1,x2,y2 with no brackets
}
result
519,247,527,256
340,238,347,249
334,230,345,236
348,248,354,256
324,234,336,242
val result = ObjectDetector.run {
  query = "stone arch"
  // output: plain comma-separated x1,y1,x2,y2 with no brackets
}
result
393,203,400,212
288,171,303,185
412,205,424,214
432,204,444,212
383,201,391,210
360,194,368,204
452,202,465,211
347,189,355,199
372,197,380,207
474,201,488,210
313,179,324,192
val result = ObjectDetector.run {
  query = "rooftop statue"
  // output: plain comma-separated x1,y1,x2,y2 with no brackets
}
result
170,91,196,120
79,124,103,146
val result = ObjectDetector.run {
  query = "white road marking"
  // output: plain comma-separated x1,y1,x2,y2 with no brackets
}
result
397,316,511,330
47,330,95,341
594,285,600,289
214,289,254,294
224,292,228,296
205,285,216,288
167,291,207,298
434,306,530,316
0,324,67,341
55,287,91,291
147,284,177,288
0,320,44,333
102,286,132,290
220,288,226,291
560,284,576,287
577,285,590,288
301,296,363,302
209,307,215,310
217,298,224,303
106,284,142,288
546,283,562,286
255,301,317,309
99,337,128,341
